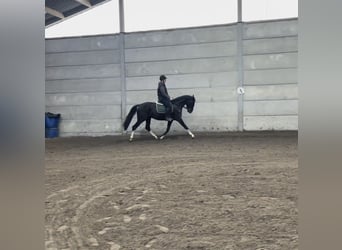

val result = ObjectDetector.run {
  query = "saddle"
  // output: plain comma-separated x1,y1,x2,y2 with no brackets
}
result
155,102,166,113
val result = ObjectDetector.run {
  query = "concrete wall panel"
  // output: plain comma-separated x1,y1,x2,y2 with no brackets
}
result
171,88,237,103
180,116,238,131
46,64,121,80
244,68,297,85
46,50,120,66
125,41,237,62
46,105,121,120
244,100,298,116
126,57,237,77
244,53,297,70
126,72,237,90
243,20,298,39
244,84,298,101
125,25,237,48
46,78,121,93
126,87,237,105
244,37,297,55
59,119,122,134
125,91,156,105
46,35,120,53
192,102,238,117
46,92,121,106
244,115,298,130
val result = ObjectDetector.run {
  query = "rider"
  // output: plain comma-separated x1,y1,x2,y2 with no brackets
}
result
157,75,172,121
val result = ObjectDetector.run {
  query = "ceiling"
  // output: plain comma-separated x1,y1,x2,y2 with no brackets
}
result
45,0,111,27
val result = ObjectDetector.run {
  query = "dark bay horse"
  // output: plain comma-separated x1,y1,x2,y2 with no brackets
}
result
123,95,196,141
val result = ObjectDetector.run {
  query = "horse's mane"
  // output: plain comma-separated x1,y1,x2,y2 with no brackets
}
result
171,95,193,104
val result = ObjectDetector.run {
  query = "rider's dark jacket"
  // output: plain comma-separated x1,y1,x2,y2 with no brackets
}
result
157,81,170,102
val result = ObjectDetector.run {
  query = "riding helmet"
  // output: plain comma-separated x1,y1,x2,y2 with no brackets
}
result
159,75,167,81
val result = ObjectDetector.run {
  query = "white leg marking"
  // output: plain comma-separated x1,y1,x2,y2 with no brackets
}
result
159,135,165,140
187,129,195,138
129,131,135,141
149,130,158,139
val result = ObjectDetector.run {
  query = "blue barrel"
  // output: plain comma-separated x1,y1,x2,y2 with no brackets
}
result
45,128,59,138
45,112,61,138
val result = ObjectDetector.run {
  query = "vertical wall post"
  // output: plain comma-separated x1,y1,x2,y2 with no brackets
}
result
236,0,244,131
119,0,127,132
237,0,242,23
119,0,125,33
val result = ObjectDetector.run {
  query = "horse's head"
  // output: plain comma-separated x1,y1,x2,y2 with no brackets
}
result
185,95,196,113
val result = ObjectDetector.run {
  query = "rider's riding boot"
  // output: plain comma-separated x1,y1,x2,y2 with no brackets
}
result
165,106,172,121
165,111,172,121
165,115,172,122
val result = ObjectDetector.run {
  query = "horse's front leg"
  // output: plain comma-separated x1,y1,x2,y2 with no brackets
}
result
177,118,195,138
145,118,158,140
159,120,173,140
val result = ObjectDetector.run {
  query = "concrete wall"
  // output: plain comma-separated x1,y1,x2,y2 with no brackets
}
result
45,35,122,136
45,19,298,136
124,24,239,133
242,19,298,130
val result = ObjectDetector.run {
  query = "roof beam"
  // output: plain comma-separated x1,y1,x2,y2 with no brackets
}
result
45,7,65,19
74,0,92,8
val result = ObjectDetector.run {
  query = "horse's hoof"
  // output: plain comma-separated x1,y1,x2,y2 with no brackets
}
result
160,136,165,140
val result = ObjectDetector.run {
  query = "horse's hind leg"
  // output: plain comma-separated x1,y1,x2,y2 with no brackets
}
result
145,118,158,139
160,120,173,140
129,118,144,141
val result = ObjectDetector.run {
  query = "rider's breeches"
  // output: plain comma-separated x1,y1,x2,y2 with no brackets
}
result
160,99,172,115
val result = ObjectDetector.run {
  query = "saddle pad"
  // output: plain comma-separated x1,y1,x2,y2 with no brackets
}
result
156,102,166,113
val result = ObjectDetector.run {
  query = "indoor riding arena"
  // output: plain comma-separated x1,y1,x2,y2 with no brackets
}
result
45,3,298,249
46,132,297,249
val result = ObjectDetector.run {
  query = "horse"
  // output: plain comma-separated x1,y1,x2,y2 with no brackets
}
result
123,95,196,141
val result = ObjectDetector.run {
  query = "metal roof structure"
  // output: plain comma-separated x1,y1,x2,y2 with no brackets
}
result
45,0,112,27
45,0,234,33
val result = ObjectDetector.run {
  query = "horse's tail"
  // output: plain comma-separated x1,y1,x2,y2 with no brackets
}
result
123,105,139,131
